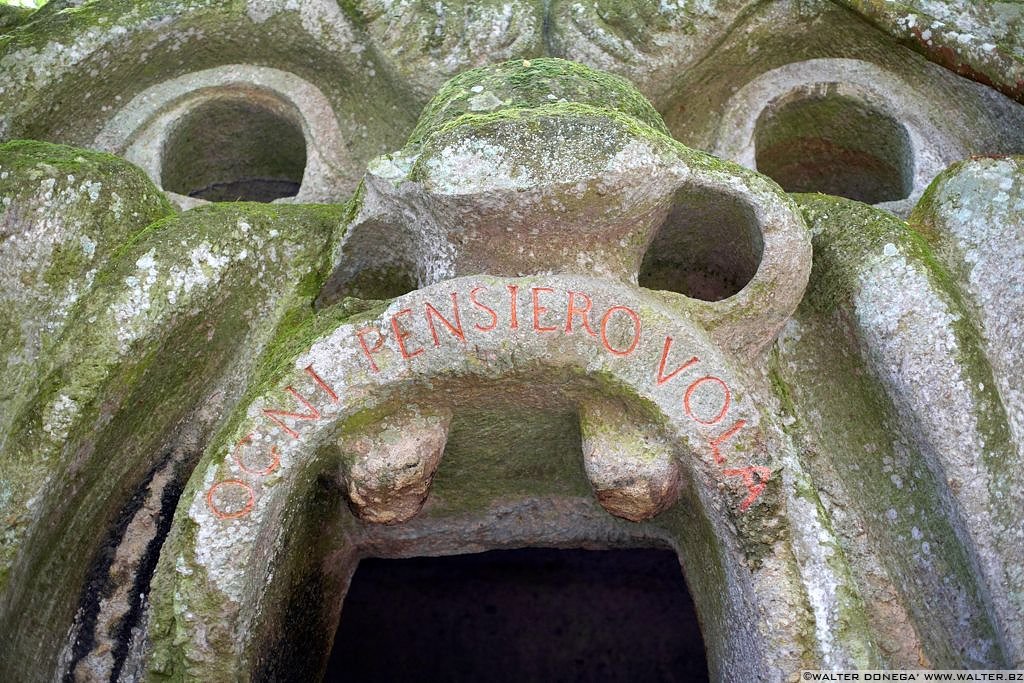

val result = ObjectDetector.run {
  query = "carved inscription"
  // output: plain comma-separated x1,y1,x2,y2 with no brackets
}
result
205,283,770,519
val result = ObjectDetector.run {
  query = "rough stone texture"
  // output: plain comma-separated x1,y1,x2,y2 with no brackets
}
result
0,140,172,449
546,0,760,108
579,398,682,521
321,58,812,361
0,2,1023,682
837,0,1024,103
0,0,419,201
338,406,452,524
774,195,1007,667
0,5,32,33
350,0,546,102
0,195,346,679
910,157,1024,461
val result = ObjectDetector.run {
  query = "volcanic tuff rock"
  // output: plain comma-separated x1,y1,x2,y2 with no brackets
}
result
1,2,1023,681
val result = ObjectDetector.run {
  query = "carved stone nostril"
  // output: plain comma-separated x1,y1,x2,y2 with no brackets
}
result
579,399,681,522
338,407,453,524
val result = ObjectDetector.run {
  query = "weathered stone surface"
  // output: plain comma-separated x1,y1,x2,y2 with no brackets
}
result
836,0,1024,103
0,4,32,33
579,398,681,521
661,3,1024,214
1,1,1023,682
0,139,173,598
546,0,759,108
339,406,452,524
321,58,812,360
910,157,1024,457
774,195,1008,666
0,192,346,680
0,140,172,445
350,0,546,102
0,0,418,201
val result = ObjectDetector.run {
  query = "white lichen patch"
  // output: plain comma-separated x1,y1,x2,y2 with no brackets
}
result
245,0,361,54
853,248,1024,650
0,169,121,440
41,394,78,443
165,243,234,306
424,138,536,193
603,138,658,174
927,159,1024,455
110,241,245,351
111,249,160,351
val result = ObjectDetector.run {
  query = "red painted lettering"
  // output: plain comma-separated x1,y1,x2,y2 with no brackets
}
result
600,305,641,356
709,419,746,464
508,284,519,330
684,376,731,425
356,327,385,373
304,365,338,403
263,386,323,439
425,292,466,346
723,466,772,511
655,336,699,386
206,480,255,520
232,433,280,476
565,290,597,336
470,286,498,332
391,308,423,360
532,287,557,332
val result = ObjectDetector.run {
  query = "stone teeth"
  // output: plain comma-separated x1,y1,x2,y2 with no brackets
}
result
579,398,681,522
338,407,453,524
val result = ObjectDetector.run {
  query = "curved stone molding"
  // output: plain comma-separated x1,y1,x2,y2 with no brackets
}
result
713,58,960,215
94,65,353,208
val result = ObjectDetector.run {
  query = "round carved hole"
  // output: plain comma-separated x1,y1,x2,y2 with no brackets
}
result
161,97,306,202
326,548,708,682
754,89,912,204
639,188,763,301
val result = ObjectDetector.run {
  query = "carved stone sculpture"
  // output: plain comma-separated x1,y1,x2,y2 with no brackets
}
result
1,1,1022,681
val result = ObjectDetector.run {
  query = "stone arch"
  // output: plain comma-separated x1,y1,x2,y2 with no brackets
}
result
149,274,854,680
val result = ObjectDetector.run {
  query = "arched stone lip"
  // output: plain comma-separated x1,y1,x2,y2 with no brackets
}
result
713,58,961,216
193,274,780,555
149,273,828,680
93,65,354,209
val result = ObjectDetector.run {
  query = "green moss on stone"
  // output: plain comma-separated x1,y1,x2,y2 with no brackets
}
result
0,199,346,679
426,406,592,514
0,5,33,34
408,57,669,147
798,192,1016,480
769,200,1007,664
0,1,415,172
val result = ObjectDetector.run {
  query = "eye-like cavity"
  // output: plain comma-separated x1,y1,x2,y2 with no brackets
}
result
161,96,307,203
711,59,965,215
754,88,913,204
639,187,764,302
93,65,353,209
